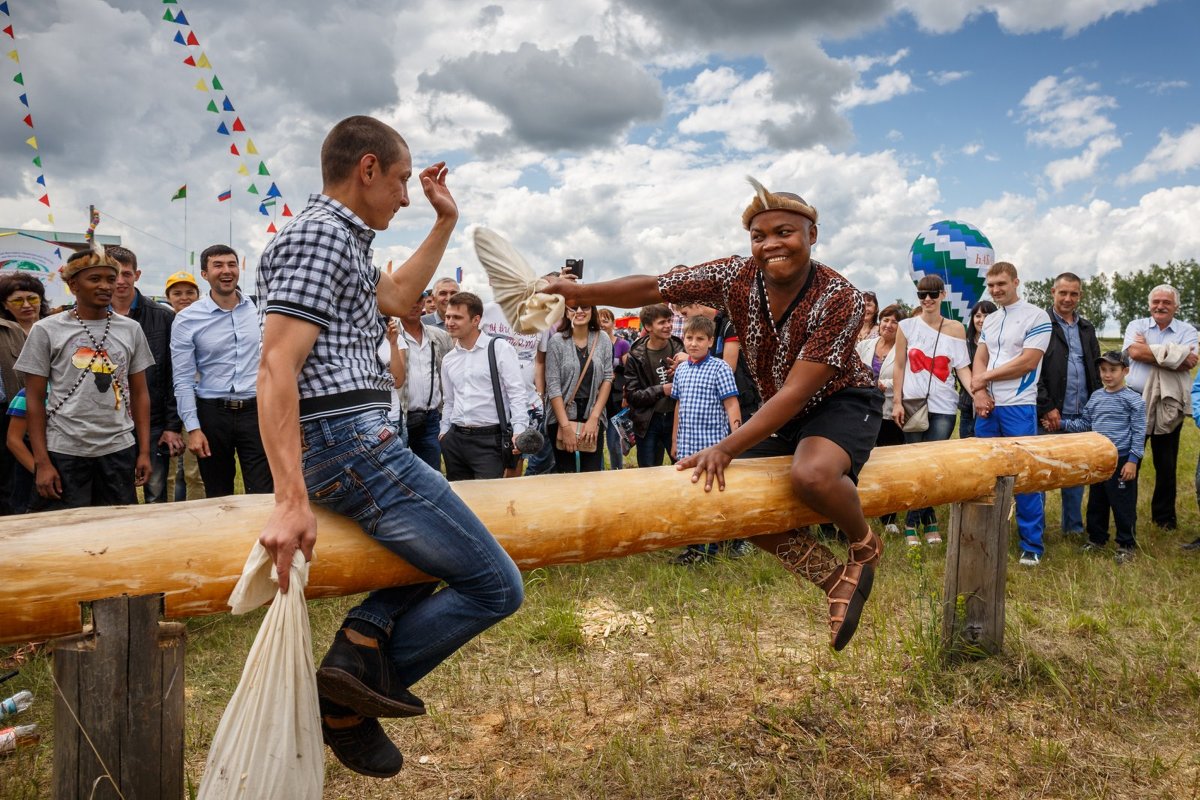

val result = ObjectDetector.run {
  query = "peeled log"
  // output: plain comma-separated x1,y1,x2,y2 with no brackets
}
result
0,433,1115,644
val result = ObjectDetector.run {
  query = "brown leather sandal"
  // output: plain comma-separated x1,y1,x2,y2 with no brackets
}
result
823,561,876,651
848,529,884,567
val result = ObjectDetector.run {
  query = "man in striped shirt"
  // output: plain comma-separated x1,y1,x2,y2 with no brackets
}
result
969,261,1053,566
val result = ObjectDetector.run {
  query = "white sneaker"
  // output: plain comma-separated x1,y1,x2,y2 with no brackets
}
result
884,523,900,536
1018,551,1041,566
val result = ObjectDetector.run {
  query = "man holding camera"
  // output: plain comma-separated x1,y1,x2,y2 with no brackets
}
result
439,291,527,480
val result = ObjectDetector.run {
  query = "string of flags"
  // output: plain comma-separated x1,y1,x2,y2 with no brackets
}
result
2,1,54,226
161,0,291,234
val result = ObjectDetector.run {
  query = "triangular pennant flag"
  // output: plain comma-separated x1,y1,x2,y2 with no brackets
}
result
12,71,22,85
6,48,16,62
257,161,269,175
0,2,9,15
266,182,282,198
211,75,223,91
258,203,269,216
25,135,36,149
162,9,174,21
183,54,196,66
2,24,12,38
31,155,40,167
236,163,249,176
196,52,211,69
216,121,230,135
174,10,188,24
266,222,277,234
194,78,207,91
222,96,234,112
173,30,186,45
245,138,258,155
247,183,259,194
281,204,293,217
206,99,218,113
18,92,26,106
230,143,240,156
22,114,31,127
37,194,49,206
186,31,198,46
232,117,245,132
35,174,44,186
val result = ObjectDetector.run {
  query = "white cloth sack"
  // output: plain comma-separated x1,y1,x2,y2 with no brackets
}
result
198,545,323,800
473,227,566,334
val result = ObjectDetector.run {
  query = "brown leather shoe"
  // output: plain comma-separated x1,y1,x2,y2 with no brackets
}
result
822,561,876,651
848,529,883,567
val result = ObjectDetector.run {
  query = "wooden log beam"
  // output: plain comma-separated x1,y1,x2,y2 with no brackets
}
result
1,433,1115,644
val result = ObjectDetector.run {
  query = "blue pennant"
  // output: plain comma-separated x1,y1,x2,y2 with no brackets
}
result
216,121,230,135
222,96,234,112
173,30,186,45
265,182,281,198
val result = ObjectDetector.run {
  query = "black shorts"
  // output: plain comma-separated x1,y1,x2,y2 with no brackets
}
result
738,387,883,484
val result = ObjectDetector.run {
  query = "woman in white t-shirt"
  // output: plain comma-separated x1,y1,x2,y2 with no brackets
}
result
892,275,973,546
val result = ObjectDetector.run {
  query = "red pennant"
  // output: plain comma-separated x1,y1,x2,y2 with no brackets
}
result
232,117,245,132
230,143,240,156
183,54,196,66
38,194,49,206
22,114,31,127
281,204,293,217
186,31,199,46
2,25,12,38
266,222,277,233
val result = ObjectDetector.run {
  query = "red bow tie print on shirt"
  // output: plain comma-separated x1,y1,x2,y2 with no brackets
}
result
909,349,951,382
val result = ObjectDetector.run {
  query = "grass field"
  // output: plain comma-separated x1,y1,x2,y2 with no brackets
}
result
3,409,1199,797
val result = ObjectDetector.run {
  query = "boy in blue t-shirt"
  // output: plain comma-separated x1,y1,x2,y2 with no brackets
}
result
670,314,741,564
1062,351,1145,563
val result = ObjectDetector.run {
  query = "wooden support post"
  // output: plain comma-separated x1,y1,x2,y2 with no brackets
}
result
941,476,1015,659
51,594,186,800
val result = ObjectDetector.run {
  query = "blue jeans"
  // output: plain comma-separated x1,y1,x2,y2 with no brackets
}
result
143,428,171,504
300,410,524,686
523,407,555,476
404,408,442,473
975,405,1045,556
959,408,975,438
903,412,957,528
1038,414,1084,532
605,416,624,470
636,411,673,468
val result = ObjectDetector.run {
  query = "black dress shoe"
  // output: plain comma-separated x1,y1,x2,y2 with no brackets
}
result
321,699,403,778
1181,537,1200,551
317,627,426,718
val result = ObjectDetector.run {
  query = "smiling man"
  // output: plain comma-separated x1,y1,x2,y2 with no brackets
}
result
255,116,523,779
543,178,883,652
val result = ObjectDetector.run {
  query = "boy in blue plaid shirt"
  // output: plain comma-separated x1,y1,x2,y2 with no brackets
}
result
671,314,741,564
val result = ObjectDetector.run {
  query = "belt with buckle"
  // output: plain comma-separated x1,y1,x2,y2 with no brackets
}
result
199,396,256,411
451,423,502,436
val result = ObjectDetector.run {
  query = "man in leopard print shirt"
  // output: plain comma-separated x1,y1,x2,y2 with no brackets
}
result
544,179,884,651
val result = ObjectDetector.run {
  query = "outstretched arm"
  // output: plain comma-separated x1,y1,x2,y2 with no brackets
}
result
541,275,663,310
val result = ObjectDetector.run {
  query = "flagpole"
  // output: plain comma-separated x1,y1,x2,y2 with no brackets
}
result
228,195,233,246
184,193,189,270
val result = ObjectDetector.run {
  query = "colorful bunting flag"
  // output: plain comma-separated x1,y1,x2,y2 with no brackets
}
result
206,99,218,112
230,143,240,155
194,78,206,91
163,10,174,22
258,203,270,216
18,92,26,106
196,52,211,69
171,185,187,201
6,49,15,62
222,96,234,111
247,183,259,194
216,121,229,135
183,55,196,66
266,222,277,234
245,138,258,154
187,31,198,46
25,135,35,149
22,113,31,127
173,30,186,45
232,117,245,132
0,2,9,15
211,75,223,90
236,164,249,176
266,182,281,198
218,188,232,202
281,204,293,217
3,25,12,38
257,161,269,175
12,71,21,85
37,195,49,206
31,155,39,167
174,10,188,24
35,175,44,186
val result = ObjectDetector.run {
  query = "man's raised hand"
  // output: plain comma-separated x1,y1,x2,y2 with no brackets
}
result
420,162,457,221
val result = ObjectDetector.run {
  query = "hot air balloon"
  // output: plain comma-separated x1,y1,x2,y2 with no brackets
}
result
909,220,995,322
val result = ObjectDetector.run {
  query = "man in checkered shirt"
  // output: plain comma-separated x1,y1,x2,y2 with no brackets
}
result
256,116,523,779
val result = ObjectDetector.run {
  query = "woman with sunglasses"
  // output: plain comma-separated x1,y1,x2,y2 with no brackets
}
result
0,273,48,513
0,272,49,335
957,299,998,438
544,304,614,472
892,275,973,546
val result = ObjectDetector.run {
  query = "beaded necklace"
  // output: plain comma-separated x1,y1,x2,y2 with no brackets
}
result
45,309,113,422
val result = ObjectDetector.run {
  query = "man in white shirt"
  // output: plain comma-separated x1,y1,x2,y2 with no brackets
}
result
1122,284,1199,530
480,301,540,476
969,261,1053,566
439,292,526,480
399,295,451,471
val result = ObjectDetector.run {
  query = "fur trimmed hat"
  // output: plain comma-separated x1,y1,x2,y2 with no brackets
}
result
741,176,818,230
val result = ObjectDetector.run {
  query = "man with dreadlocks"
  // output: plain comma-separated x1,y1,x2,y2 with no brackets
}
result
15,219,154,509
543,178,884,650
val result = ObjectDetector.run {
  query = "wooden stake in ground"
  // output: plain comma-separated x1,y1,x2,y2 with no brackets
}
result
1,434,1116,645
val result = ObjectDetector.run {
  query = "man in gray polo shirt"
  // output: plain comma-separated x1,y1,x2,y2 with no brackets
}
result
256,116,523,778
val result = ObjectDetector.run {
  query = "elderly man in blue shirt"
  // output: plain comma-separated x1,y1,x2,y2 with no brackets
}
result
170,244,273,497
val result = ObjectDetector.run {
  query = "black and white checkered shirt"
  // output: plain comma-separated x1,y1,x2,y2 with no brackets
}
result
258,194,392,421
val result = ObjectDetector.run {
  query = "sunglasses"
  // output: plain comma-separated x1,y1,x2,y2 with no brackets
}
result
6,296,41,307
568,306,592,313
916,290,941,300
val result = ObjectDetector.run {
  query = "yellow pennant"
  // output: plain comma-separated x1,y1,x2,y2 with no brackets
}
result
25,135,36,149
6,50,17,63
196,52,212,69
195,78,207,91
236,163,249,176
47,213,55,225
245,138,258,155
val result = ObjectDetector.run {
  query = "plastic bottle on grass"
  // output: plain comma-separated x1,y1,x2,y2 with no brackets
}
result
0,691,32,721
0,724,39,754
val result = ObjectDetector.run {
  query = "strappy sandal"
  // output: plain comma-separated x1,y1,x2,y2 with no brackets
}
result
824,561,876,651
904,528,921,547
848,530,883,567
924,525,942,545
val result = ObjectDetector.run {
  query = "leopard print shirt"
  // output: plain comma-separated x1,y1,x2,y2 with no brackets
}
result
658,255,874,417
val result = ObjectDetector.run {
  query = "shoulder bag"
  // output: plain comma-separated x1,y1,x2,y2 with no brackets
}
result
901,319,943,434
555,335,598,453
487,338,519,470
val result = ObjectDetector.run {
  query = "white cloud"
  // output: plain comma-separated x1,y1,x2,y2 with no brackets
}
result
1118,124,1200,185
902,0,1161,36
1044,134,1122,190
1135,79,1189,95
837,70,917,109
887,129,905,142
843,47,910,73
961,142,983,156
1019,74,1118,148
929,69,970,85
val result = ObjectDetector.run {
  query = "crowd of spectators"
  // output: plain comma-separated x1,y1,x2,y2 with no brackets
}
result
1,252,1198,565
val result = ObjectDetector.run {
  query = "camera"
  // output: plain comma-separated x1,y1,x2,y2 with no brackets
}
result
564,258,584,281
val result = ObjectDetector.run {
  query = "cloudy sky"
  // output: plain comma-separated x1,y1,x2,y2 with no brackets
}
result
1,0,1198,311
